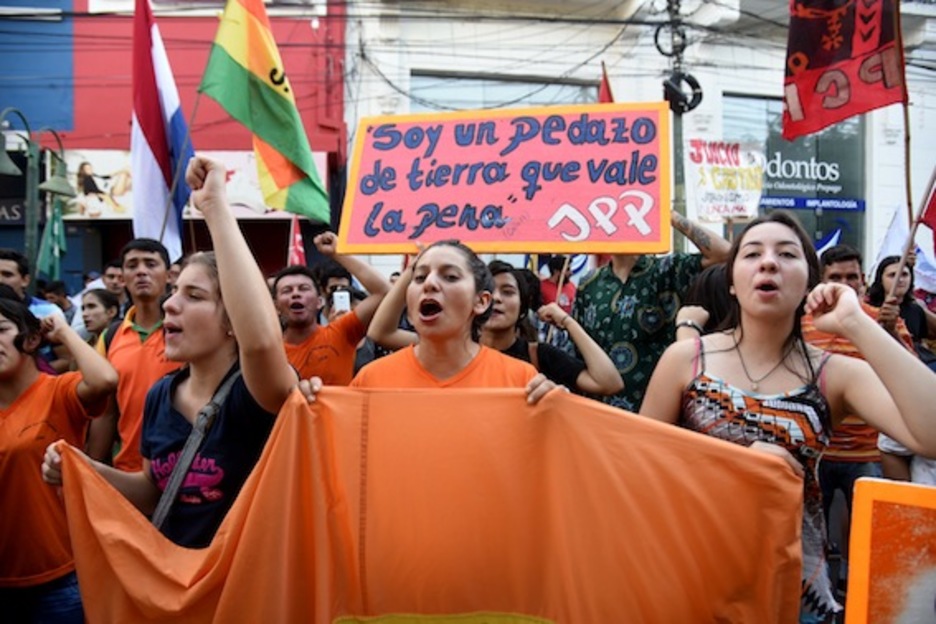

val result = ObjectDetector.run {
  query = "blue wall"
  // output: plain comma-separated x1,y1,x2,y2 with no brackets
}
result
0,0,75,131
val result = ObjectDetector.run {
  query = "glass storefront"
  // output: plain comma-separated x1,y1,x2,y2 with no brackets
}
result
723,95,866,251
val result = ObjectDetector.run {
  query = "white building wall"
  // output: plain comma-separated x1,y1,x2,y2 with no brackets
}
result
343,0,936,276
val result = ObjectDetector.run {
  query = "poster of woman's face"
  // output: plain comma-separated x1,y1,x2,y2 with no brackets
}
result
64,149,324,221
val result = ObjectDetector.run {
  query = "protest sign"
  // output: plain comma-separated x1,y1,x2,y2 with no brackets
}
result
338,103,671,254
684,138,764,222
846,478,936,623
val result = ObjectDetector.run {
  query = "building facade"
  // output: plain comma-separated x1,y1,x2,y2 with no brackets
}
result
344,0,936,276
2,0,935,287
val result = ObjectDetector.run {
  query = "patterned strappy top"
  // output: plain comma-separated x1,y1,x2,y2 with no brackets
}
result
680,338,841,623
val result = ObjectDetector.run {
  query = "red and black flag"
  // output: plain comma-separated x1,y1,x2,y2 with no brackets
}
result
782,0,907,140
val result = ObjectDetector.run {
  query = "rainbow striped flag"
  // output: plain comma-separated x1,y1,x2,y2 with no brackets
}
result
199,0,329,223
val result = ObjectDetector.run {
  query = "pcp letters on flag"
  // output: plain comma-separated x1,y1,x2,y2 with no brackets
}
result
782,0,906,140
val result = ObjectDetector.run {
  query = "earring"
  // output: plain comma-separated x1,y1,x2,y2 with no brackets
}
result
226,330,234,337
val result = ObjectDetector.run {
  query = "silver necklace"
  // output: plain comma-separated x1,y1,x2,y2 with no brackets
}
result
733,335,792,392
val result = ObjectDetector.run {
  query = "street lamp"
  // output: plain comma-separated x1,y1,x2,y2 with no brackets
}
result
0,107,76,291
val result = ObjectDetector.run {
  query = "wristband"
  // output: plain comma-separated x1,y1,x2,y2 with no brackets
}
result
559,315,572,329
675,319,703,334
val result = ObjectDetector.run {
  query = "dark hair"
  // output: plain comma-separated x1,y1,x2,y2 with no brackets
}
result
271,265,319,296
316,259,352,293
82,288,120,315
0,283,23,303
724,210,820,343
105,258,122,271
488,260,530,326
684,263,731,333
820,244,863,270
0,297,41,354
546,255,568,275
120,239,170,270
415,240,494,341
867,255,915,307
516,268,543,313
0,249,29,277
46,280,68,297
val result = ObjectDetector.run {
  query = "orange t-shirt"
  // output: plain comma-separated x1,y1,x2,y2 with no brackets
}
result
102,308,181,472
351,344,537,389
802,301,915,462
284,311,366,385
0,373,102,587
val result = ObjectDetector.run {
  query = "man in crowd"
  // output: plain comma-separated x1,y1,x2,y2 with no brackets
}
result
571,213,730,412
102,258,130,316
314,257,354,323
540,255,576,315
85,239,180,470
0,249,66,322
44,280,78,325
273,231,389,385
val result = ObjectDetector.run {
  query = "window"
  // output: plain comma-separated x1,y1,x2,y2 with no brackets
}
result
723,95,866,251
409,74,596,112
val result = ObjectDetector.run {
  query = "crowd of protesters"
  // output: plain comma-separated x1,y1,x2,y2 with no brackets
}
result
0,154,932,623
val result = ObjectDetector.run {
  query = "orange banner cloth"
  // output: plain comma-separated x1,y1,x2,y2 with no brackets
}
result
61,389,802,623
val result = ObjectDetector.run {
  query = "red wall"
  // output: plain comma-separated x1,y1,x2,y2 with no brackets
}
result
64,1,346,157
60,1,347,276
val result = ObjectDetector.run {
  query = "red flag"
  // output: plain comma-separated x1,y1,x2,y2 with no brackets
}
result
287,215,306,266
920,176,936,232
782,0,906,140
918,170,936,256
598,61,614,103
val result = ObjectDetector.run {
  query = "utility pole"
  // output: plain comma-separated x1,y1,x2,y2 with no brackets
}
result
655,0,702,252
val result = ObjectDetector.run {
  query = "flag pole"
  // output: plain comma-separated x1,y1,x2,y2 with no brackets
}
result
893,0,913,228
159,93,202,254
546,254,572,344
882,0,916,302
886,167,936,302
901,104,913,228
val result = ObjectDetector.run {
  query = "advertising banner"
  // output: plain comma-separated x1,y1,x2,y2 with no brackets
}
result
63,149,327,221
685,138,764,222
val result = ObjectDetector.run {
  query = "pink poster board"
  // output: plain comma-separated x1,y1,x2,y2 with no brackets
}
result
338,103,672,254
